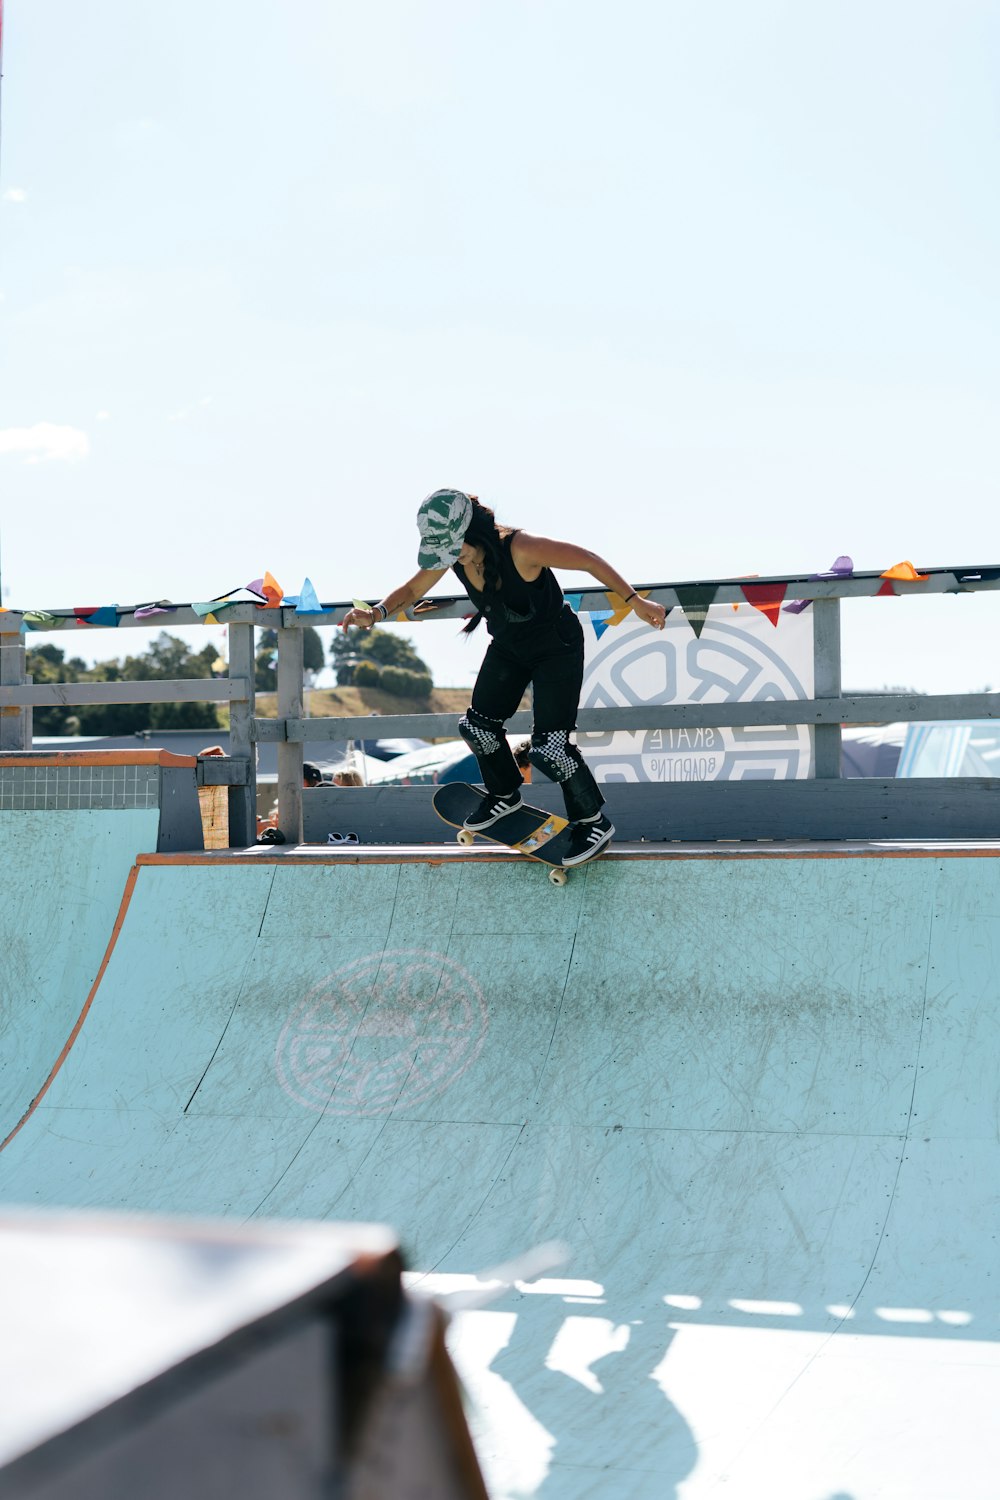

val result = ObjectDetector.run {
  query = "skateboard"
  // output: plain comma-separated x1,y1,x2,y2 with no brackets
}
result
433,782,580,886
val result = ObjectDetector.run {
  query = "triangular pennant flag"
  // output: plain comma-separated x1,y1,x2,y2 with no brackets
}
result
882,560,930,582
295,578,333,615
133,601,177,619
22,610,61,630
603,589,650,629
731,574,759,611
591,613,613,640
257,571,283,607
876,579,897,598
784,555,854,614
74,606,120,627
740,582,787,627
674,585,719,639
564,592,583,614
192,598,231,618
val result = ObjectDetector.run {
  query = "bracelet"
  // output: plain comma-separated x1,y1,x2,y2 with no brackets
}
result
623,590,637,603
373,602,388,621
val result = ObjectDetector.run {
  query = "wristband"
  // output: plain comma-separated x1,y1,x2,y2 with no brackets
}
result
623,591,637,603
373,602,388,622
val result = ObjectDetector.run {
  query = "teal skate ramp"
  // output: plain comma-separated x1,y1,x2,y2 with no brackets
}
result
3,842,1000,1497
0,809,158,1151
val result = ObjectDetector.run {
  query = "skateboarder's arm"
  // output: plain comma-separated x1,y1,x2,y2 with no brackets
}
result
511,533,667,630
341,568,447,630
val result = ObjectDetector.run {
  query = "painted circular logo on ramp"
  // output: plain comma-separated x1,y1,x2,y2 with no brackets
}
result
275,948,489,1117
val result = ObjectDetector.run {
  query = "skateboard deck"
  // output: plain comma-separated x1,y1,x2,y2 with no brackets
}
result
433,783,577,885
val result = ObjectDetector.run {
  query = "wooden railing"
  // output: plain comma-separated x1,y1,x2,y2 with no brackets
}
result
3,562,1000,845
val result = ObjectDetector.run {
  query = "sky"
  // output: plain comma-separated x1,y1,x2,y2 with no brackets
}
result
1,0,998,692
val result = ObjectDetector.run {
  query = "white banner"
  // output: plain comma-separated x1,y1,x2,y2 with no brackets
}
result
577,606,815,783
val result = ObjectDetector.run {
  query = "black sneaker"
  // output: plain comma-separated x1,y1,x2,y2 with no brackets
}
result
561,814,614,867
463,790,523,831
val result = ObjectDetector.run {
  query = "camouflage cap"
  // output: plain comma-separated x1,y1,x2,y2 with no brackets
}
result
416,489,474,570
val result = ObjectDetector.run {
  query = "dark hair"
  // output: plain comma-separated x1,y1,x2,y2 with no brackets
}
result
460,497,514,636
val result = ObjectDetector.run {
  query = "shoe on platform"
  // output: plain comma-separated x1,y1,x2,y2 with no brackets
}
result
463,790,523,831
561,814,615,867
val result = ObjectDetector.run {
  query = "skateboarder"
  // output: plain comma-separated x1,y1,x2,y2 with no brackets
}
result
342,489,667,865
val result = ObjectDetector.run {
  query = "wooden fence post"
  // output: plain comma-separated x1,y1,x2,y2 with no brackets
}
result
812,598,843,779
227,623,257,846
277,625,304,844
0,630,29,751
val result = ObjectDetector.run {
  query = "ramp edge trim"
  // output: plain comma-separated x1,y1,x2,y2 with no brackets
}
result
0,865,141,1155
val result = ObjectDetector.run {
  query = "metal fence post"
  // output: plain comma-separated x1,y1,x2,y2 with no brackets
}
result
227,623,257,846
277,623,304,844
0,630,29,751
812,598,842,779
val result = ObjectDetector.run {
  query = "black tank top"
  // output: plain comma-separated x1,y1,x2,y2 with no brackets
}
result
455,532,564,642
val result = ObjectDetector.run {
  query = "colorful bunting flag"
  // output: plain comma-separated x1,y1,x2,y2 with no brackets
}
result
740,582,787,627
293,578,331,615
564,592,583,614
674,585,719,639
731,575,759,611
589,610,614,639
876,579,897,598
133,601,178,619
603,590,648,630
22,611,60,631
881,560,929,582
784,556,854,614
256,571,283,608
74,606,120,627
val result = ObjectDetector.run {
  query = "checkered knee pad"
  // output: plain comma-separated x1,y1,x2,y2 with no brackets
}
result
530,730,584,784
459,708,503,757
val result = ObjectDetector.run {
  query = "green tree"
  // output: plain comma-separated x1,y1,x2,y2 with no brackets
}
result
329,626,430,686
25,645,81,735
29,632,222,736
302,626,325,673
379,665,433,699
255,630,278,691
255,627,325,690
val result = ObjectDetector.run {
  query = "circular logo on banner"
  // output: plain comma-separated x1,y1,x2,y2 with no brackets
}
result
275,948,489,1116
578,616,813,782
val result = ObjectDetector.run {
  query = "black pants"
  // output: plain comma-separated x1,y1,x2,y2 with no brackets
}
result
467,606,604,821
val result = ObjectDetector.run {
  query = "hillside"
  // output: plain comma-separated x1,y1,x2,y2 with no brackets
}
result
253,684,472,730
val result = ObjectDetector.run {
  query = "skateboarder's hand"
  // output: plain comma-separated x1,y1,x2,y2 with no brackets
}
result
633,596,667,630
341,606,376,631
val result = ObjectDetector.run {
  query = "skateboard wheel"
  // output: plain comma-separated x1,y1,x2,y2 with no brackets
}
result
548,867,568,887
457,829,475,847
